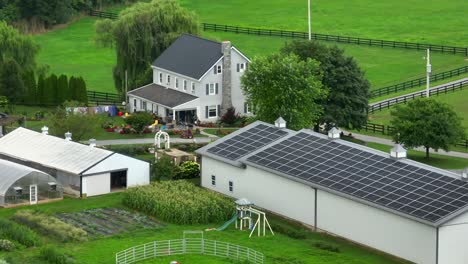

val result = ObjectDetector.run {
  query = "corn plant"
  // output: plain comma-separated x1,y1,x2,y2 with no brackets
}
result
123,181,234,224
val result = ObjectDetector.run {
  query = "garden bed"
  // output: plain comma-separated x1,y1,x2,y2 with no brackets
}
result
56,208,163,238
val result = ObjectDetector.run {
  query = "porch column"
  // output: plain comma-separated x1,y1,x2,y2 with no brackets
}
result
172,109,176,123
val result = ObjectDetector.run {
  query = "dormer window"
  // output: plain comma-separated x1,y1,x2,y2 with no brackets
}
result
183,80,187,91
159,73,163,84
175,77,179,89
167,75,171,86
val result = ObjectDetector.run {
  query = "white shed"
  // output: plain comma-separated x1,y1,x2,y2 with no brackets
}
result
196,121,468,264
0,128,150,197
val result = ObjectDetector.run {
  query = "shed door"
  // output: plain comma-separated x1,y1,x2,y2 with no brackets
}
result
30,185,38,205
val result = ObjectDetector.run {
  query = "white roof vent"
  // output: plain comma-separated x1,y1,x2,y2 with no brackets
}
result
390,144,407,159
41,126,49,135
89,139,97,148
328,127,341,139
65,132,72,141
274,117,286,129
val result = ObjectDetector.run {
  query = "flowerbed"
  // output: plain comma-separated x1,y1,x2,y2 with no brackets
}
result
123,181,234,225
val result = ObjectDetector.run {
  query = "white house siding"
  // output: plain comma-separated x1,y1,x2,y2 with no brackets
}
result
82,153,150,188
201,157,316,226
152,67,199,96
82,173,111,196
439,211,468,264
317,190,437,264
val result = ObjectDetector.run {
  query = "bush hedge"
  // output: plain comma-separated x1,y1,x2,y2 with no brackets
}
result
0,240,15,252
123,181,233,224
12,210,87,242
0,218,38,247
39,246,75,264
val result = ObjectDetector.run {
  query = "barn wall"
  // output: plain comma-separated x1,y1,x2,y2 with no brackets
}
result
83,153,150,188
317,190,437,264
439,211,468,264
201,157,316,226
83,173,110,196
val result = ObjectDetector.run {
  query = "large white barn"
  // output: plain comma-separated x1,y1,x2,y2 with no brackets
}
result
0,127,150,197
196,120,468,264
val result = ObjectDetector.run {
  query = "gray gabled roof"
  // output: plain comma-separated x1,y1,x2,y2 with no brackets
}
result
152,34,223,80
128,83,198,108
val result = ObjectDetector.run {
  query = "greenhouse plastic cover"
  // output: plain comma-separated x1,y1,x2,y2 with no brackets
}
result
0,159,49,195
0,128,113,175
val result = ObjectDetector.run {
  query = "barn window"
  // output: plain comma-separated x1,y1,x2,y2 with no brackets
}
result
211,175,216,186
229,181,233,192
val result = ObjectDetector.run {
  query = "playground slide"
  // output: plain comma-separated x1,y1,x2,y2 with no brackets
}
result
217,215,237,231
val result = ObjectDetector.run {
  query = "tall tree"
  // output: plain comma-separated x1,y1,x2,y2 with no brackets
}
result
37,74,46,105
76,76,88,104
45,74,58,105
0,59,25,103
241,54,327,130
22,70,36,105
47,107,101,141
390,98,465,158
98,0,199,93
0,21,38,70
56,74,68,104
68,76,78,101
282,40,370,130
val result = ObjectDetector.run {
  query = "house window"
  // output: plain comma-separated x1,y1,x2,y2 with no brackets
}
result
133,99,137,108
183,80,187,91
191,82,196,94
229,181,233,192
208,105,217,118
237,63,248,73
167,75,171,86
159,73,163,84
175,77,179,88
211,175,216,186
142,101,147,111
209,84,215,95
215,65,222,74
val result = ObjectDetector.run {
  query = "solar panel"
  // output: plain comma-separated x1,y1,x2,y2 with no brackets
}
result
207,124,289,161
246,131,468,223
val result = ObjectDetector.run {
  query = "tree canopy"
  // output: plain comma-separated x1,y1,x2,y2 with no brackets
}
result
47,107,101,141
390,98,465,158
0,21,38,70
96,0,199,93
241,53,327,130
281,40,370,130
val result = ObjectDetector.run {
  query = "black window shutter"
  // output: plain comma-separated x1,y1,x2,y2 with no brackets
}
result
214,66,217,74
246,62,249,70
217,105,221,117
215,83,219,94
205,106,208,118
206,84,209,95
244,102,247,113
237,63,240,72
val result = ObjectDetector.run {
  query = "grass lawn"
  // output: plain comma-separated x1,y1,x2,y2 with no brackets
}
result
33,17,116,93
202,31,468,89
179,0,468,46
366,142,468,169
368,88,468,131
0,192,410,264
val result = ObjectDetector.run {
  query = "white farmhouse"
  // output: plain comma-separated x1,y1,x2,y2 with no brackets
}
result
127,34,251,123
196,120,468,264
0,127,150,197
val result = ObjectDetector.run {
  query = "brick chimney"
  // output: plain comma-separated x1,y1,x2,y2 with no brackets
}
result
221,41,232,115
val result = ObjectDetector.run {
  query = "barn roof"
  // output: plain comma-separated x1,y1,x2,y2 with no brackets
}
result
0,128,113,175
198,121,468,226
0,159,51,196
152,34,224,80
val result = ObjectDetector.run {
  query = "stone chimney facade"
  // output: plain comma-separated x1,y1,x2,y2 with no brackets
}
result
221,41,232,115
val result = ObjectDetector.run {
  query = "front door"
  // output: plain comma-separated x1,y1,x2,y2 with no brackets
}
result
30,185,38,205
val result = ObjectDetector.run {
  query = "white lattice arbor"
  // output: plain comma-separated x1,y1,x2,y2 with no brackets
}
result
155,131,170,149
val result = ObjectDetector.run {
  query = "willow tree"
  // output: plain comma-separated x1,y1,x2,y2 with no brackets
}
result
0,21,39,71
102,0,199,93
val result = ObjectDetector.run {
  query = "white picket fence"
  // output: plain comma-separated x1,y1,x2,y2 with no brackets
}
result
115,238,264,264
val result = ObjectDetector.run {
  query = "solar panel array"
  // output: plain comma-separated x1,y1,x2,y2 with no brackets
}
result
207,124,289,161
246,132,468,223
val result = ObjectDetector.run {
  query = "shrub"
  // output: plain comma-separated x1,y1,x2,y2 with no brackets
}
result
178,161,200,179
0,218,38,247
39,246,75,264
12,210,87,242
220,107,241,126
125,112,154,133
123,181,233,224
0,240,15,252
152,155,180,180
